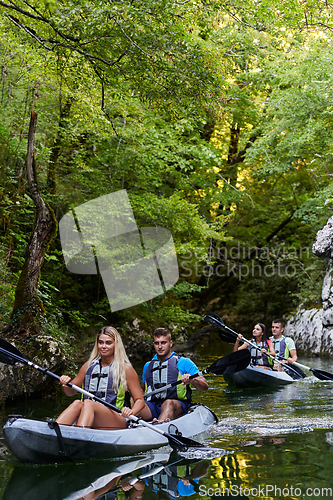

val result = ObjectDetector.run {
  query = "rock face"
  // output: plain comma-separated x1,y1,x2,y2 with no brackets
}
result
284,307,324,356
284,215,333,357
313,215,333,261
0,335,66,402
285,260,333,357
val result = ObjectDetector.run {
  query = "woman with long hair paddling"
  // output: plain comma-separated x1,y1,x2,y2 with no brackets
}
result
233,323,275,370
56,326,144,429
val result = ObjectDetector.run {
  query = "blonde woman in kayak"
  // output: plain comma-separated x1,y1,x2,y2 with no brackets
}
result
56,326,144,429
233,323,275,370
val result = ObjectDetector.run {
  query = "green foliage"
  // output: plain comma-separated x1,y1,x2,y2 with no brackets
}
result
170,282,203,300
2,0,333,344
0,0,223,111
0,244,17,325
143,303,202,334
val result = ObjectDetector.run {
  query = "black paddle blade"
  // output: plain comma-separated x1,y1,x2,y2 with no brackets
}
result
218,329,237,344
0,339,26,366
206,350,250,375
281,363,306,380
204,312,225,329
167,432,207,451
0,338,26,359
311,368,333,381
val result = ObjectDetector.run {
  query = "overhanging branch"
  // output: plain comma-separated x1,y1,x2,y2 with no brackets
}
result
0,0,80,41
6,14,131,68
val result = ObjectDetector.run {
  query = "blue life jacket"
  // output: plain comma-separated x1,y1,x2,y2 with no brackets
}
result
248,340,270,366
83,360,128,409
145,355,192,404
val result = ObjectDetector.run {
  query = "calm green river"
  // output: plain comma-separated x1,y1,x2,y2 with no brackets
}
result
1,344,333,500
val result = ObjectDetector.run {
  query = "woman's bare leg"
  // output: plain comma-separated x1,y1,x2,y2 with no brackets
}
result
56,400,83,425
77,399,128,429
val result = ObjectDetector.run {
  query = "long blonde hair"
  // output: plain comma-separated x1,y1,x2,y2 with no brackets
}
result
88,326,131,392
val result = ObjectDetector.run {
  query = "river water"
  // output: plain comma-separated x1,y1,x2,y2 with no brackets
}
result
1,344,333,500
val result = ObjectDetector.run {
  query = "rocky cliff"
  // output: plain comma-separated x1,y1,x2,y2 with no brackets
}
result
285,215,333,357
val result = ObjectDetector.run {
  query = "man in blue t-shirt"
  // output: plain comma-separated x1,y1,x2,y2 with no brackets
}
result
139,328,208,423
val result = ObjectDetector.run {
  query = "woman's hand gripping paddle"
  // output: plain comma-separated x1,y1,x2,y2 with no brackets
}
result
0,337,215,452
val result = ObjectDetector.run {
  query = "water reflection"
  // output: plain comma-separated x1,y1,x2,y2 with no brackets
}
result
4,453,167,500
3,451,216,500
142,453,210,499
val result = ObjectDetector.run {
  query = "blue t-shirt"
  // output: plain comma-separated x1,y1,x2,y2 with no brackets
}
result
142,352,199,384
177,478,199,496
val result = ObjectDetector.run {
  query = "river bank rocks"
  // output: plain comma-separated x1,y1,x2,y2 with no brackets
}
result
0,335,66,404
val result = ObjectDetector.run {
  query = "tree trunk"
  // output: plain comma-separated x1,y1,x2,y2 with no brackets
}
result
8,111,57,337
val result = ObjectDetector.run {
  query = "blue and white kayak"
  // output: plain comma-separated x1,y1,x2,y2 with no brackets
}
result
3,404,217,464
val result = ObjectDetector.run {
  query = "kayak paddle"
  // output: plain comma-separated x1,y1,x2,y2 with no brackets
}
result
0,337,212,452
278,358,333,381
204,312,333,381
203,312,306,380
144,350,251,399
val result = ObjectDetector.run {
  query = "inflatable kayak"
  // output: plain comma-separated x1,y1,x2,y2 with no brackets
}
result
3,404,217,464
223,363,304,388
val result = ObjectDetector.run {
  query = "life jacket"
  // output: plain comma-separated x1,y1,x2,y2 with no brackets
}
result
144,464,192,498
248,340,269,366
270,336,289,360
83,359,129,409
144,354,192,404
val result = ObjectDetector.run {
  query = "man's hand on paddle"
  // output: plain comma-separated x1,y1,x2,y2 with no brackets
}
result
181,373,208,391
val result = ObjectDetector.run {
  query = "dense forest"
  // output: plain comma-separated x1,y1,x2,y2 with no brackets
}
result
1,0,333,351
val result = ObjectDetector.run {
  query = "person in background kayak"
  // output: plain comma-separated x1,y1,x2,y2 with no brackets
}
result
270,319,298,370
232,323,275,370
56,326,144,429
139,328,208,423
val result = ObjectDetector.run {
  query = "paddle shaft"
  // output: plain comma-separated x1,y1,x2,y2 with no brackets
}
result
227,328,284,367
223,322,304,373
144,372,201,399
283,359,318,373
220,324,304,378
0,346,180,439
143,350,251,399
205,313,333,380
217,317,331,380
205,313,303,378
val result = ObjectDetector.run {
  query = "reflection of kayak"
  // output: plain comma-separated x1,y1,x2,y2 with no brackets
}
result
3,404,217,464
4,452,169,500
223,363,303,388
